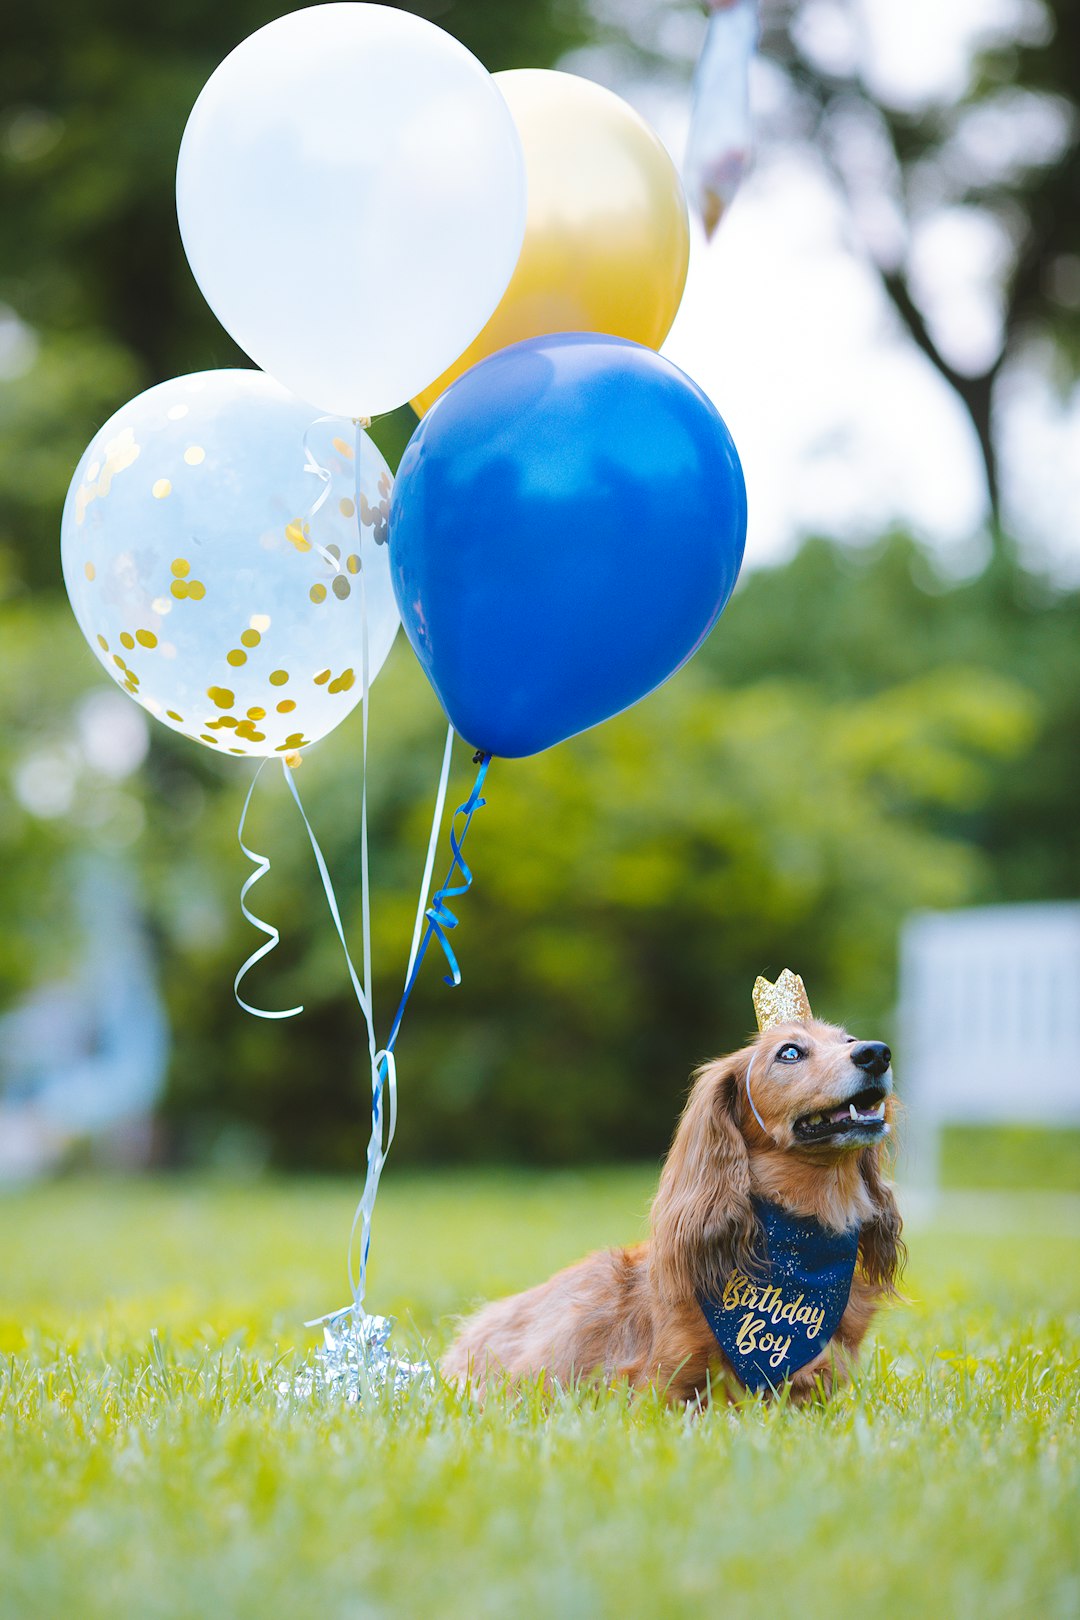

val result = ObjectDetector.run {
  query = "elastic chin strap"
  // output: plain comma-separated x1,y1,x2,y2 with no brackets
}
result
744,1049,775,1142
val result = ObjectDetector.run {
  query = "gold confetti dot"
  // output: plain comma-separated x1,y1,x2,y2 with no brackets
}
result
332,575,351,600
285,520,312,553
284,732,304,747
124,679,138,694
332,436,354,459
249,614,271,633
200,734,219,745
326,543,341,561
338,668,356,692
171,559,190,577
247,730,265,743
166,710,183,722
240,629,261,648
206,686,234,710
269,669,289,686
171,580,189,600
136,629,158,648
346,554,360,574
120,632,135,650
276,699,296,714
217,715,239,729
246,707,265,720
226,648,246,667
314,668,331,685
112,655,126,671
167,403,188,421
84,561,96,581
184,445,205,466
97,634,109,652
339,498,355,518
187,580,206,600
152,479,172,499
309,584,327,604
228,747,247,755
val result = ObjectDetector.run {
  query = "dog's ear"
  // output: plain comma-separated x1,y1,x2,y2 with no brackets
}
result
649,1052,759,1305
858,1146,905,1294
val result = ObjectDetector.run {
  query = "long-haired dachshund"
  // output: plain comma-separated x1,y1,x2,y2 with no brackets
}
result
443,972,903,1403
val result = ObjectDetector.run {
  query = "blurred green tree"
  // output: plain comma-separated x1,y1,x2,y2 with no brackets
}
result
2,1,1079,1167
755,0,1080,520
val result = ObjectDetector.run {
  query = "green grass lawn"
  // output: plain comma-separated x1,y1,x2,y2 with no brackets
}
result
1,1170,1078,1619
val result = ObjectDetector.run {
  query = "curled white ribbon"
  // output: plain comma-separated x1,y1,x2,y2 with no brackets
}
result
234,759,303,1020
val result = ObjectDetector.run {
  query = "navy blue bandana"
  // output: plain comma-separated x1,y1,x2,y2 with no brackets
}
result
697,1198,860,1393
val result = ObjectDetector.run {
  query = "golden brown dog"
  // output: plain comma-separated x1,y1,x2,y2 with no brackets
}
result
443,994,903,1404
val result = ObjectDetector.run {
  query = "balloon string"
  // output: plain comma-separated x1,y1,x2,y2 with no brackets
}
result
234,759,304,1020
348,415,384,1307
305,720,460,1329
301,414,349,576
407,722,456,984
279,759,375,1031
382,748,492,1061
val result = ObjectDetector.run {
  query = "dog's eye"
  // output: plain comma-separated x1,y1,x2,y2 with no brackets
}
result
776,1043,805,1063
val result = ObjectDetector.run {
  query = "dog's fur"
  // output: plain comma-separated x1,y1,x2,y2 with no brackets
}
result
442,1018,903,1403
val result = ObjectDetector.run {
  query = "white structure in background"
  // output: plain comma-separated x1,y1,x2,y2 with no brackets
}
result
0,857,168,1181
898,903,1080,1187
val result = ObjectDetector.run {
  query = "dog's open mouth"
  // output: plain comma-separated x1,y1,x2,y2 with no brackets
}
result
793,1086,889,1143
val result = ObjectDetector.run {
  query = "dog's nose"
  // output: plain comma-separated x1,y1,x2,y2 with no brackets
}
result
851,1041,891,1079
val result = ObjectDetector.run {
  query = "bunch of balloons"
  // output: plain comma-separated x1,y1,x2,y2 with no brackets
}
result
58,2,750,1336
62,2,746,766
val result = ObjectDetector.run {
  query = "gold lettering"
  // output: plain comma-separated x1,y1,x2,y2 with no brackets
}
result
769,1336,792,1368
722,1274,748,1310
735,1312,763,1353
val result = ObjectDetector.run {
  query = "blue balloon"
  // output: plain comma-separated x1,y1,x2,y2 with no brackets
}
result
389,333,747,758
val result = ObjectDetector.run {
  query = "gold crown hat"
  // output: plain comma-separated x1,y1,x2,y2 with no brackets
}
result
753,969,813,1033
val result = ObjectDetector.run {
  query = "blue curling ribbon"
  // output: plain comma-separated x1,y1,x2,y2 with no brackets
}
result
383,750,492,1057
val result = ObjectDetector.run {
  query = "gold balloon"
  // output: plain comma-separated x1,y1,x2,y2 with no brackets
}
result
410,70,690,416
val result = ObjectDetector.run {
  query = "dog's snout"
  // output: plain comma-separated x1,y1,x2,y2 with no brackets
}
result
850,1041,891,1079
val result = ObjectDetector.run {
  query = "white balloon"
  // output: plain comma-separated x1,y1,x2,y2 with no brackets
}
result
61,369,399,760
176,3,527,418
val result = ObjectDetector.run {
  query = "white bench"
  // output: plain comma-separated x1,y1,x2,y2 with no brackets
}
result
897,902,1080,1186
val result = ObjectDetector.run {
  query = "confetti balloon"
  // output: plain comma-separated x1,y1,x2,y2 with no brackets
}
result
61,369,399,760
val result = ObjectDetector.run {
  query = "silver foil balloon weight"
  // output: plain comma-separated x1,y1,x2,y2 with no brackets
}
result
283,1310,435,1407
